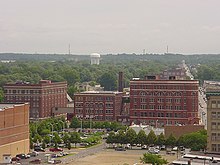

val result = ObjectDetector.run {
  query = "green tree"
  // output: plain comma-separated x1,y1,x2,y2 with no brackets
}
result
140,153,168,165
136,130,147,146
147,130,157,145
70,132,81,147
53,132,62,144
0,87,4,102
125,128,137,147
33,134,42,143
62,133,70,144
106,131,117,147
156,133,165,146
43,135,51,144
42,141,46,149
115,130,126,145
97,72,117,91
70,117,80,129
67,141,71,150
166,134,176,147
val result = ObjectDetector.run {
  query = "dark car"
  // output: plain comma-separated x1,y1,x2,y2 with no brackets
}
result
34,146,45,152
16,154,28,159
29,158,41,164
115,146,126,151
49,147,63,152
11,157,21,162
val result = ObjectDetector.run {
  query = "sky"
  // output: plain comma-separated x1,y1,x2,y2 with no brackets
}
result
0,0,220,55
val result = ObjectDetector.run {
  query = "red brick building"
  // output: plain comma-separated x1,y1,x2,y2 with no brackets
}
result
130,77,199,127
0,103,29,161
73,91,124,121
3,80,67,119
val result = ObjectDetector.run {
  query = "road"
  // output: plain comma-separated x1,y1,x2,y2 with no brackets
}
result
17,141,106,165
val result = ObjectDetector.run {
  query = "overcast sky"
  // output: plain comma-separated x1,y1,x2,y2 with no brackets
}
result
1,0,220,54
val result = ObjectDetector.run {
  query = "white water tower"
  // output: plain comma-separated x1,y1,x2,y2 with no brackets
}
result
90,53,100,65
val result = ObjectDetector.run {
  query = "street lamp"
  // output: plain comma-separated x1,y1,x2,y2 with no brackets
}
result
48,123,54,146
59,120,65,135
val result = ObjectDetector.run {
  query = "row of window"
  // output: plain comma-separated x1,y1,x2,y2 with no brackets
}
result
211,112,220,119
133,111,187,118
211,133,220,141
211,122,220,130
131,91,197,97
5,88,65,95
75,103,113,108
211,144,220,152
75,96,114,102
133,104,188,111
131,85,197,90
75,109,114,114
211,100,220,108
135,98,187,103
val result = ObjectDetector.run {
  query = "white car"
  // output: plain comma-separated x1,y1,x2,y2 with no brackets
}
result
148,147,160,154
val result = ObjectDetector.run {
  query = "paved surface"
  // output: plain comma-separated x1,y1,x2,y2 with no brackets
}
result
17,141,106,165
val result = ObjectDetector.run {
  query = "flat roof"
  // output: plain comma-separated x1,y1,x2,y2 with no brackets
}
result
130,79,199,84
77,91,123,94
0,103,28,111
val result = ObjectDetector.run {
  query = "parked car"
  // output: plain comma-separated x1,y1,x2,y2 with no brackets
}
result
49,147,63,152
148,147,160,154
34,146,45,152
29,158,41,164
11,157,21,162
28,151,39,157
141,145,148,149
16,154,29,159
115,146,126,151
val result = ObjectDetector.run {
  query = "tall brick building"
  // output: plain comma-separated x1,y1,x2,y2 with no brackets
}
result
0,103,29,161
3,80,67,119
72,91,124,121
130,77,199,127
206,87,220,153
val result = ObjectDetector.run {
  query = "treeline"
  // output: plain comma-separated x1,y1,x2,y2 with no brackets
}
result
195,63,220,83
106,129,207,151
0,60,169,100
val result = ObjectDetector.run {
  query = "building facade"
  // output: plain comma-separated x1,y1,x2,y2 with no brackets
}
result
0,103,29,161
3,80,67,119
73,91,124,121
159,68,187,80
206,88,220,153
130,78,199,127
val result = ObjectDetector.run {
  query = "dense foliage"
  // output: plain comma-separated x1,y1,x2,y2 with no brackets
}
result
106,128,207,151
140,153,168,165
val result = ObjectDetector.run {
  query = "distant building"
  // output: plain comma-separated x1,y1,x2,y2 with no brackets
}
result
71,91,124,121
159,68,187,80
130,76,199,126
164,125,204,139
0,103,29,162
90,53,100,65
206,87,220,153
3,80,67,119
130,124,164,136
75,82,104,92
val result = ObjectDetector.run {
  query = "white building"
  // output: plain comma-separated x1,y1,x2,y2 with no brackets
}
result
90,53,100,65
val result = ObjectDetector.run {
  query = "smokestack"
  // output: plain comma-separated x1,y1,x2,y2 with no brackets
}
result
118,72,124,92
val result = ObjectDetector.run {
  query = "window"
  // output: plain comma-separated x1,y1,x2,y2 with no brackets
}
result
149,105,155,110
218,101,220,108
212,122,217,130
212,101,217,108
212,144,217,152
212,112,217,119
